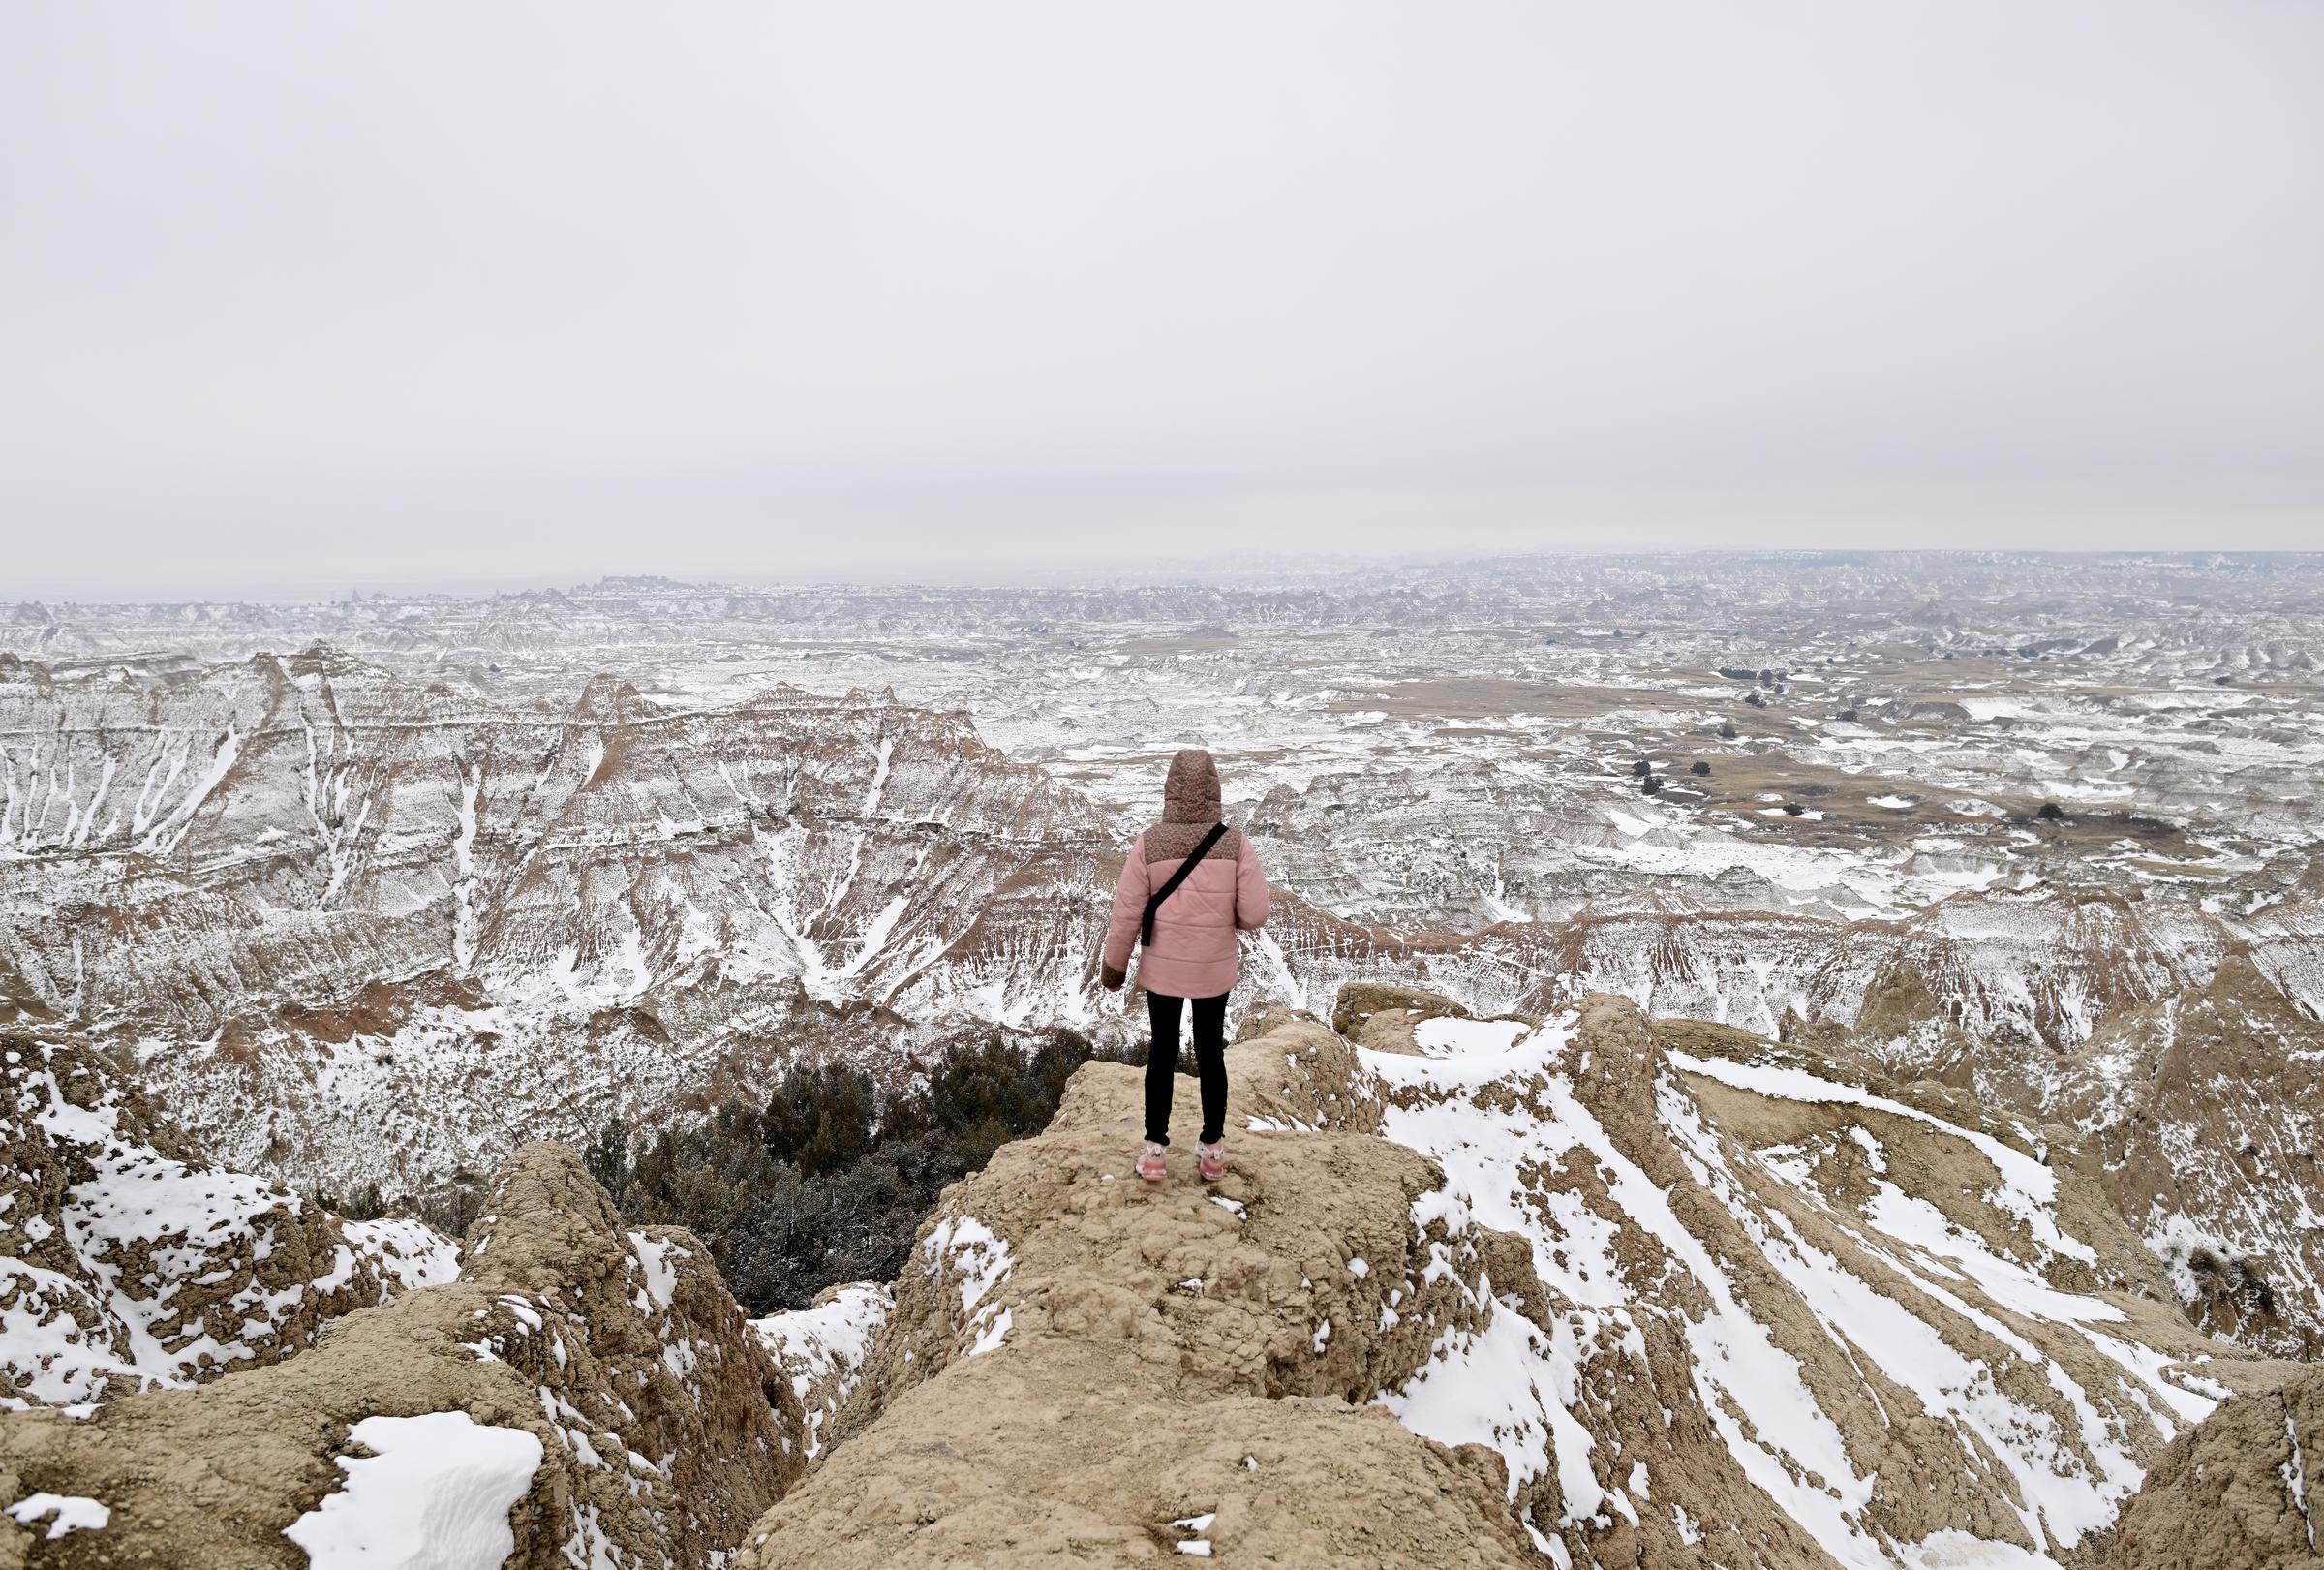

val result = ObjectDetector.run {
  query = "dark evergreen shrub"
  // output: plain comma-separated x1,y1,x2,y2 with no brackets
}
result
591,1029,1139,1314
764,1061,877,1178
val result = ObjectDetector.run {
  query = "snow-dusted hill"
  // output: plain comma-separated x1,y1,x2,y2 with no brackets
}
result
1360,997,2233,1565
0,653,1112,1194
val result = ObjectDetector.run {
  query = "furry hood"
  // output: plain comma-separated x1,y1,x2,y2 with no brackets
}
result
1161,748,1222,824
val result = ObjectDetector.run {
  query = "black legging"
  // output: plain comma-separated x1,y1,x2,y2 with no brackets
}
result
1145,991,1228,1146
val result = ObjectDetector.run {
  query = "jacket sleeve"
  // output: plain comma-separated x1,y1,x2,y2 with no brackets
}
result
1101,836,1149,981
1235,837,1270,931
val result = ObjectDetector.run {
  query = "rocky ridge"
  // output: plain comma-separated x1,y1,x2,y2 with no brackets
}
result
0,1140,802,1567
3,985,2318,1566
2106,1366,2324,1569
738,991,2304,1568
736,1008,1544,1567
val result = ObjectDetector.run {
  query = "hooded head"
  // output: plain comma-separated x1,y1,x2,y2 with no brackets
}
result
1161,748,1222,824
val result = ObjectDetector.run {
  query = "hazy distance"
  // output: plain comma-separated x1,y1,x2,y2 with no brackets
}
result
3,1,2320,600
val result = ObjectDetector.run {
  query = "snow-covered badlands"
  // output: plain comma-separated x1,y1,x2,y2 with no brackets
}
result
4,553,2322,1564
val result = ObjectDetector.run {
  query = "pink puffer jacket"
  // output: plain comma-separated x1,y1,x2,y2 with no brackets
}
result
1100,749,1269,1000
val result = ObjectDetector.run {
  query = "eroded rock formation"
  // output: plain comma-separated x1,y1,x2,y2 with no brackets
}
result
1,1032,448,1409
738,992,2305,1569
737,1009,1544,1567
2105,1365,2324,1569
6,982,2318,1568
0,1143,803,1568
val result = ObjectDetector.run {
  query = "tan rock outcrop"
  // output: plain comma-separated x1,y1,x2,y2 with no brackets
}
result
738,1010,1545,1567
0,1143,805,1568
2105,1366,2324,1570
1330,979,1472,1042
737,989,2309,1569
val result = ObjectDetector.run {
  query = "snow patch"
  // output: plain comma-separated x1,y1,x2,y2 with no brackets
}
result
282,1411,543,1570
6,1493,109,1540
922,1216,1015,1357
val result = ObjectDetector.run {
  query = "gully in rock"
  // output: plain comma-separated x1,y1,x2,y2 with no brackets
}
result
1099,747,1272,1185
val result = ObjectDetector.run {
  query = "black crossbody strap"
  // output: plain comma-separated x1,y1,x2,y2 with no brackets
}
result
1141,823,1230,947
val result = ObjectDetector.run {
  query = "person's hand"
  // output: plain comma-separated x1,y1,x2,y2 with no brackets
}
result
1101,963,1126,993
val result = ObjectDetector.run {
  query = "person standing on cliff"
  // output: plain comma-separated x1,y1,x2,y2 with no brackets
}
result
1100,747,1271,1184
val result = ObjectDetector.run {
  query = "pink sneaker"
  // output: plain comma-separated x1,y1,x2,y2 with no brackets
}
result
1198,1141,1226,1184
1137,1142,1168,1183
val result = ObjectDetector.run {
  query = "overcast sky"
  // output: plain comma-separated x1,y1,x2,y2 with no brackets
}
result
3,3,2319,599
